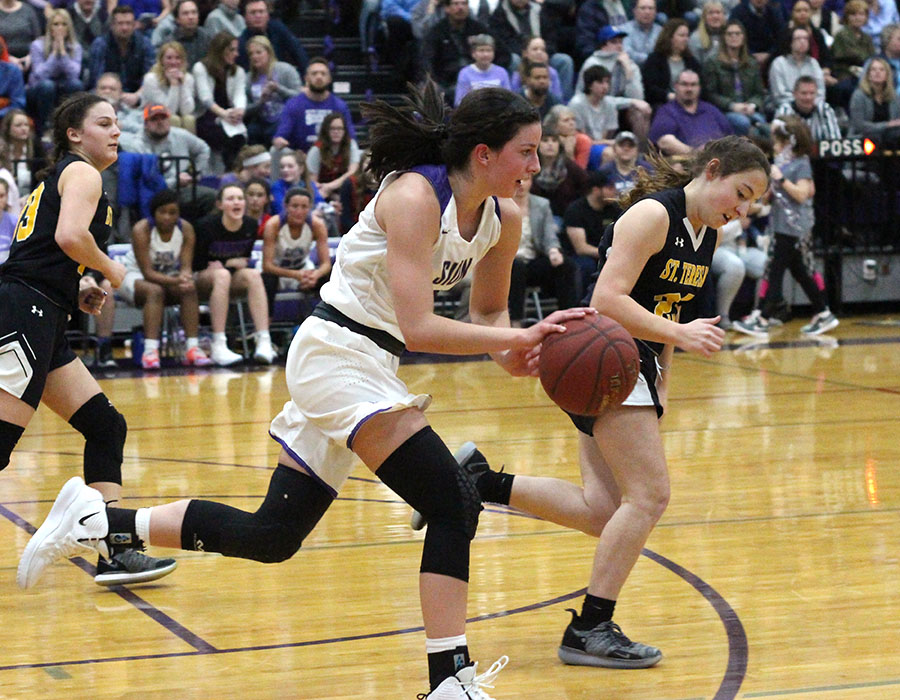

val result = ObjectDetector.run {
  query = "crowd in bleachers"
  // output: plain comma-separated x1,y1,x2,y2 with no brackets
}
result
2,0,894,364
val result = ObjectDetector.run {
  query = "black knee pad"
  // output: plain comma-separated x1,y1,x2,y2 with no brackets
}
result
68,393,126,485
0,420,25,472
376,426,482,581
181,465,334,564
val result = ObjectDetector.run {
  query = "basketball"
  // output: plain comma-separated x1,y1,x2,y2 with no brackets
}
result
539,315,640,416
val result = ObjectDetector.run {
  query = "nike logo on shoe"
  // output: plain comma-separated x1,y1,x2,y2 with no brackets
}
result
79,512,101,526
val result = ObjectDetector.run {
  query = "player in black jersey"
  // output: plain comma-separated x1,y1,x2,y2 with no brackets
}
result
0,93,176,587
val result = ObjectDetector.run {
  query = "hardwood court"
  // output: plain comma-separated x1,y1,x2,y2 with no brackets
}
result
1,315,899,700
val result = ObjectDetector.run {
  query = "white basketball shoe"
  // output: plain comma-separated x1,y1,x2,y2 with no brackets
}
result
417,657,509,699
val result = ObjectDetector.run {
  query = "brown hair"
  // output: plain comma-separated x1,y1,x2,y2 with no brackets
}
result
771,115,813,157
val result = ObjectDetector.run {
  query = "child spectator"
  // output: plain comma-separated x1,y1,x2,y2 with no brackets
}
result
244,35,301,146
221,143,272,186
141,41,197,132
562,168,620,294
530,123,588,216
306,112,360,201
121,189,213,369
270,149,323,216
26,10,84,135
454,34,511,106
244,175,272,235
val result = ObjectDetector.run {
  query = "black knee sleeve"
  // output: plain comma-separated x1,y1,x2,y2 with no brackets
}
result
68,393,126,485
180,465,334,564
376,426,482,582
0,420,25,472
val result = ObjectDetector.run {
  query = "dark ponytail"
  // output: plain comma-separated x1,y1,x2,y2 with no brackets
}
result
37,92,107,181
363,79,540,180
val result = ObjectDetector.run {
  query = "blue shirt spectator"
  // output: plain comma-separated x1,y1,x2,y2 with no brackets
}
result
238,0,308,72
88,5,155,98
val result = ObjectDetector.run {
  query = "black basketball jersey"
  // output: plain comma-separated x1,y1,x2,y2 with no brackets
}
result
0,154,113,313
597,187,715,356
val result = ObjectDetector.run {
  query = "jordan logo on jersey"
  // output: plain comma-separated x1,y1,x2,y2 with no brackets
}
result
31,305,43,317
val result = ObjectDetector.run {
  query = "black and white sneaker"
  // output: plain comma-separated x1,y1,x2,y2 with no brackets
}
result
410,442,488,531
558,610,662,669
95,549,177,586
801,309,839,336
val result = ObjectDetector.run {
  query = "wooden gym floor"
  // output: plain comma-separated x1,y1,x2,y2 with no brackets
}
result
1,314,898,699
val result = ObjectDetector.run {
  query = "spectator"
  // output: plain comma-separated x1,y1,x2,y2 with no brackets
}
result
562,168,620,294
0,0,42,73
0,39,26,121
141,41,196,131
238,0,307,73
0,178,14,261
849,56,900,145
776,0,836,91
597,129,653,195
204,0,245,37
568,65,622,158
270,148,323,217
880,23,900,92
769,26,826,109
530,123,588,216
422,0,500,95
622,0,663,67
702,19,769,136
339,149,378,235
70,0,109,54
507,174,578,326
454,34,510,105
25,10,83,135
690,1,727,64
832,0,875,106
244,34,301,146
307,111,360,201
88,5,155,102
121,188,213,369
221,143,272,186
0,107,45,197
119,103,217,219
272,58,355,153
131,0,172,33
151,0,212,67
729,0,785,65
574,0,620,63
489,0,574,100
194,182,276,364
540,0,579,63
244,174,272,234
642,18,703,110
509,35,565,100
260,186,331,321
774,74,843,138
710,216,766,329
381,0,422,82
520,60,560,118
649,68,733,154
545,104,592,168
192,31,247,171
809,0,841,38
864,0,899,51
94,71,144,134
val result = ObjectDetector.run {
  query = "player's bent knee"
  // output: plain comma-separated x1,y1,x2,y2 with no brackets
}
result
69,394,126,485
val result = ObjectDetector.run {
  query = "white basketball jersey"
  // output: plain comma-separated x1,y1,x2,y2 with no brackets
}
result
124,224,184,275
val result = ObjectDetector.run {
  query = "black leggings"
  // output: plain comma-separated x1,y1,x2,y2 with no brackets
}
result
761,233,826,317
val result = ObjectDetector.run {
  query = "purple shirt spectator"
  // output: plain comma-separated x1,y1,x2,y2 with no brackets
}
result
27,38,83,86
648,99,733,150
273,92,355,152
454,63,511,105
509,64,563,100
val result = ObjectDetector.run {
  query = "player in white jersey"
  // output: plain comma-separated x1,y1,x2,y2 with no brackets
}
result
21,83,594,698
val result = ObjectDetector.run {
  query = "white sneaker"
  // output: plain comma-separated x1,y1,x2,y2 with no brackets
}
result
18,477,109,589
418,657,509,699
211,342,243,366
253,339,276,365
801,309,839,336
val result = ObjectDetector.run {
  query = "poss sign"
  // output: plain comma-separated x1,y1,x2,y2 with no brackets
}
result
818,137,877,158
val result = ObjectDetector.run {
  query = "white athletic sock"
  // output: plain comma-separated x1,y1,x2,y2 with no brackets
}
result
186,337,199,350
212,332,228,346
144,338,160,352
135,507,152,544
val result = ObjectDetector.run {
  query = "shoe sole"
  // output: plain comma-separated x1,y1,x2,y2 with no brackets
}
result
410,441,479,531
94,559,178,586
557,644,662,669
18,478,93,589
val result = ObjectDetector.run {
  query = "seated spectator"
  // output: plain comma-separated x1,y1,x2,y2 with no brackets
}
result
809,0,840,38
597,130,653,196
270,148,323,217
238,0,307,73
710,216,766,329
151,0,212,67
121,189,213,369
849,56,900,145
702,20,769,137
507,174,577,325
454,34,511,106
221,143,272,186
194,183,276,364
510,36,564,100
776,0,837,92
193,31,247,171
71,0,110,54
244,34,301,146
490,0,574,100
520,61,560,119
729,0,785,66
381,0,422,82
648,68,733,154
339,149,378,234
575,0,627,64
0,0,42,73
244,175,272,235
880,24,900,93
272,58,355,153
544,104,592,169
562,168,620,295
307,111,360,201
141,41,196,131
260,186,331,321
570,64,651,150
27,10,85,135
0,38,27,121
691,1,728,64
622,0,663,67
119,103,217,219
204,0,245,37
0,107,45,197
0,178,15,261
530,124,588,216
642,19,704,110
832,0,875,107
864,0,899,51
769,27,826,109
94,71,144,134
88,5,155,104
